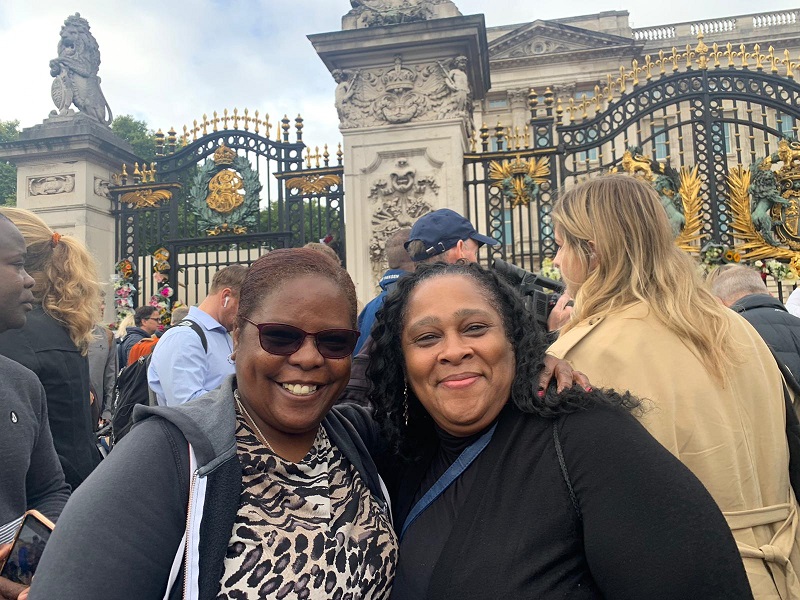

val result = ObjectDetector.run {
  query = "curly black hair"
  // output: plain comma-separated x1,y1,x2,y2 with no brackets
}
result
367,261,639,459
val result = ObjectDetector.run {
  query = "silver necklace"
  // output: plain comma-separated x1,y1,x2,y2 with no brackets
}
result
234,389,275,453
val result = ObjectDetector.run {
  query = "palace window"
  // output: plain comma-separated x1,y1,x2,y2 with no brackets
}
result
779,114,795,137
653,125,668,160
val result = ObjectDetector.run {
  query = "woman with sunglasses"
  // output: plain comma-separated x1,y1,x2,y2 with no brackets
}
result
29,249,397,600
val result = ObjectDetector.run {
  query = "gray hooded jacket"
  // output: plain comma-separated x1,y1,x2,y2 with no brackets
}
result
28,375,389,600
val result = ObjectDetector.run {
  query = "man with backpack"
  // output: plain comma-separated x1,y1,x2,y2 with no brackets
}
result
118,306,160,366
148,265,246,407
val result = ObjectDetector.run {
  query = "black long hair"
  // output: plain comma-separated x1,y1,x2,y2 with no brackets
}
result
367,261,638,459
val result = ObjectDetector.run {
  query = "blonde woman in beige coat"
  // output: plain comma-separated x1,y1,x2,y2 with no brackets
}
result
548,174,799,600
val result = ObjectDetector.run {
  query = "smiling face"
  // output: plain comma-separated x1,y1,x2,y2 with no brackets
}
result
0,219,35,334
401,274,515,437
233,274,352,447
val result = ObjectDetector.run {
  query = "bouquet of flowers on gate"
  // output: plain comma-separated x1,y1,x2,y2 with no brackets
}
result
699,242,740,274
754,259,798,283
113,259,137,327
540,258,562,282
148,271,175,329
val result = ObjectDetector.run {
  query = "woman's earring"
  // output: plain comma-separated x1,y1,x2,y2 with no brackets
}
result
227,353,235,365
402,381,409,427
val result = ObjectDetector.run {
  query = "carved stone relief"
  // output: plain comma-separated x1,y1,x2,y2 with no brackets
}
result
94,176,111,199
343,0,461,30
507,88,529,110
334,55,472,129
508,38,569,57
366,154,440,282
28,175,75,196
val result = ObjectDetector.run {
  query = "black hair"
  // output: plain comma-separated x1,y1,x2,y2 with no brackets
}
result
237,248,357,330
367,261,639,460
134,305,158,326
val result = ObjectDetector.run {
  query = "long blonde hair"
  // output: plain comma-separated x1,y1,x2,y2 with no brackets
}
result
551,175,735,378
0,207,100,354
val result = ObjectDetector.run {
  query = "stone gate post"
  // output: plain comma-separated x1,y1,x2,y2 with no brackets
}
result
310,2,490,305
0,115,139,321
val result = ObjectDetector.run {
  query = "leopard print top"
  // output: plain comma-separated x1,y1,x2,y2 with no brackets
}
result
216,409,397,599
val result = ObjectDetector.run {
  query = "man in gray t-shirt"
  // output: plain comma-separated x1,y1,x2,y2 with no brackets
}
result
0,214,71,598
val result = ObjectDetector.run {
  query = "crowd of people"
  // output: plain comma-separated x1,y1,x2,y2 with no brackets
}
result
1,174,799,599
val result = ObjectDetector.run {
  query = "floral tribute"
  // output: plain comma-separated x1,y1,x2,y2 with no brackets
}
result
699,242,741,273
148,248,175,328
112,259,137,328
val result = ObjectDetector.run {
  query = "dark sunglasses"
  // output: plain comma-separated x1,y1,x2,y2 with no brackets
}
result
242,318,359,359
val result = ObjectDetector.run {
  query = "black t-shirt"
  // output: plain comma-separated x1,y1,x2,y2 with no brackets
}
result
391,426,486,600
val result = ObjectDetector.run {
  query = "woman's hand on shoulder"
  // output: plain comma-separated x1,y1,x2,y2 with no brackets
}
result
539,354,591,395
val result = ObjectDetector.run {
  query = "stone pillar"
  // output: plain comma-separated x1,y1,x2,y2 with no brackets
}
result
0,114,139,322
310,10,490,305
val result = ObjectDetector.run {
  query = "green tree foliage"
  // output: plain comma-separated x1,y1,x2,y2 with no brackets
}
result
0,120,20,206
111,115,157,164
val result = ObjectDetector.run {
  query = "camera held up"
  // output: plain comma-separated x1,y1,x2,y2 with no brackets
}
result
493,259,563,330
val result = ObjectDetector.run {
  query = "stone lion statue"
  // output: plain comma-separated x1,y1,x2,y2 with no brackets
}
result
49,13,112,125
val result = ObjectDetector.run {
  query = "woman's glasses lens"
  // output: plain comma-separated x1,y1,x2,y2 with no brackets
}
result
255,323,358,359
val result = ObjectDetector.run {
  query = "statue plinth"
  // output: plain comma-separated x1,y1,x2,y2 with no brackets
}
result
0,116,139,317
310,14,490,304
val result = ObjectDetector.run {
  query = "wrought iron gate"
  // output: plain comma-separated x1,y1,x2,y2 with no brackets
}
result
465,35,800,284
110,112,344,319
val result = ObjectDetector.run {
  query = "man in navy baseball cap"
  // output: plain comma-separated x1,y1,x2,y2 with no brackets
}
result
405,208,499,264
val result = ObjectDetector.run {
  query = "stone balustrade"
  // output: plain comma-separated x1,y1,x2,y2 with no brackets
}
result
632,9,798,43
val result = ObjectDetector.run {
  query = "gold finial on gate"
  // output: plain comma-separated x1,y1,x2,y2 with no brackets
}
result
753,44,764,70
253,110,260,134
528,88,538,112
243,108,250,131
323,144,330,167
281,115,290,142
336,143,343,165
211,111,220,132
295,114,304,142
155,129,165,157
305,148,312,169
232,108,240,129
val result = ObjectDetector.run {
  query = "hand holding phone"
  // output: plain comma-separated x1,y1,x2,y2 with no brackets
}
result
0,511,54,588
0,545,28,600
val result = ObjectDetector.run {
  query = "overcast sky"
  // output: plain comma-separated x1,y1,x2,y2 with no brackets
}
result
1,0,798,148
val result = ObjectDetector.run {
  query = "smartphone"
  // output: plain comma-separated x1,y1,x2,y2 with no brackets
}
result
0,510,54,585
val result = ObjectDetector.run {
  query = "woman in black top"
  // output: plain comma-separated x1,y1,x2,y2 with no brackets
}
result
0,207,101,489
368,261,753,599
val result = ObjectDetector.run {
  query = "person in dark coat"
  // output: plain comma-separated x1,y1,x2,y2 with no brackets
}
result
368,261,753,599
0,207,102,490
353,228,414,355
710,264,800,381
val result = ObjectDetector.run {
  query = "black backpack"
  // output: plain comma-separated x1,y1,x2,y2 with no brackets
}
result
110,320,207,445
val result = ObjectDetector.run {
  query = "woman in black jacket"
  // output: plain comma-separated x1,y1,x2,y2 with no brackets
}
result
0,207,102,489
368,261,754,599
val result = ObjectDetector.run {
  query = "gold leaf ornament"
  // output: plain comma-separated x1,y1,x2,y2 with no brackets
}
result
488,156,550,207
285,174,342,195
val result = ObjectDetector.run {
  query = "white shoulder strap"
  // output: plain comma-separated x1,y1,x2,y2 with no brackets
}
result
163,444,206,600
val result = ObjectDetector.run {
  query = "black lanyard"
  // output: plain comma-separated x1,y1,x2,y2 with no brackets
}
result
399,423,497,541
